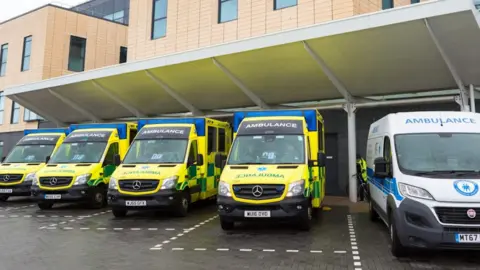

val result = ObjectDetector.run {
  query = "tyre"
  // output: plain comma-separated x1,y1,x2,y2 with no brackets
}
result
89,186,106,209
38,202,53,210
112,209,127,218
173,191,189,217
368,199,379,221
0,195,9,202
220,218,234,231
389,212,408,257
298,201,313,231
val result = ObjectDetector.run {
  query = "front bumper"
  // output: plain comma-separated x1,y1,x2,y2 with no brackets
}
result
31,185,91,202
0,182,32,196
394,198,480,250
107,189,182,210
217,195,309,222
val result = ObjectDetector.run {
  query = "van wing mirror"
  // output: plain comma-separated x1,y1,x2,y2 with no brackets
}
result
317,152,326,167
113,154,121,166
45,156,51,163
215,153,226,169
374,157,390,178
197,154,204,166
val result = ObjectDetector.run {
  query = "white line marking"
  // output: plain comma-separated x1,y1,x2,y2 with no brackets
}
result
69,219,76,222
217,248,229,251
64,215,72,218
351,242,357,245
334,251,347,254
80,228,89,230
131,228,141,231
194,248,206,251
63,227,73,230
352,246,358,250
352,251,359,255
114,228,123,231
97,228,106,230
310,250,322,253
177,233,184,237
37,215,46,217
286,250,299,253
148,228,158,231
162,240,170,244
239,249,252,252
24,215,32,218
354,262,361,266
348,215,362,270
353,256,360,260
170,237,177,240
263,249,275,252
154,244,163,248
165,228,175,231
150,248,162,250
49,224,57,227
172,248,184,251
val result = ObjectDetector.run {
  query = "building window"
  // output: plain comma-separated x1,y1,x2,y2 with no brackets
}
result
382,0,394,9
0,93,4,125
152,0,168,39
0,142,3,158
104,10,125,23
24,109,41,122
0,44,8,77
21,36,32,72
119,47,127,63
274,0,297,10
219,0,238,23
10,101,20,124
411,0,420,3
68,36,87,72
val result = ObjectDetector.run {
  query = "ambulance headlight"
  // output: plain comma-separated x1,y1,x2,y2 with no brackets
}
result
287,180,305,197
161,176,178,190
218,181,232,197
74,174,91,185
109,177,118,190
398,183,434,200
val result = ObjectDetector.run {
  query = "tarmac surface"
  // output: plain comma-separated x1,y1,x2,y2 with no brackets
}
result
0,196,479,270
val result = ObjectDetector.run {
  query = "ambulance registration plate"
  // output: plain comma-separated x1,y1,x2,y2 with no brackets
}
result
244,211,271,218
44,194,61,199
456,234,480,243
0,189,12,193
126,200,146,206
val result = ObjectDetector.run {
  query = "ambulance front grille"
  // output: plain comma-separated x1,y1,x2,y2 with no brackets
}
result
0,174,23,183
39,177,73,187
232,184,285,200
435,207,480,225
119,180,160,192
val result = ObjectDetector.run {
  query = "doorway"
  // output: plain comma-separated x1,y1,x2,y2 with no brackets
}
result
325,133,342,196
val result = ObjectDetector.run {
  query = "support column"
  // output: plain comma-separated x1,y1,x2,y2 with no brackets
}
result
344,103,357,203
470,84,476,113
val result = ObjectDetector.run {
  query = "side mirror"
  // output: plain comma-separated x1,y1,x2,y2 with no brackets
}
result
197,154,204,166
374,157,390,178
187,156,195,167
114,154,121,166
1,156,5,163
215,153,226,169
317,152,326,167
45,156,51,163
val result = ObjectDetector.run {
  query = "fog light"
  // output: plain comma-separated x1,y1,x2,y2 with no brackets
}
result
81,191,86,194
169,196,173,200
297,205,303,210
218,205,224,210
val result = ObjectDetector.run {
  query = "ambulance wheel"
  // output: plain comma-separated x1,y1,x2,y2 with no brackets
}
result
173,191,189,217
389,212,408,257
369,199,379,221
220,218,234,231
38,202,53,210
0,195,9,202
298,202,313,231
112,209,127,218
89,186,105,209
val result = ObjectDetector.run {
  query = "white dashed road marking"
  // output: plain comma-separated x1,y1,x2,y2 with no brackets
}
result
348,214,362,270
38,210,111,229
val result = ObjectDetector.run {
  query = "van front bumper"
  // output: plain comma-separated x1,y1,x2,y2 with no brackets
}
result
394,198,480,250
107,189,181,210
0,182,32,196
217,195,309,222
31,185,91,202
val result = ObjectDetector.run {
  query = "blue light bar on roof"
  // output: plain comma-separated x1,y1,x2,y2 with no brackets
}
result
233,110,318,132
24,128,69,136
137,118,206,136
68,123,129,139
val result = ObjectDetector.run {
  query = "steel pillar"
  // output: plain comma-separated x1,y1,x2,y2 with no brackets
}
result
344,103,357,203
470,84,476,113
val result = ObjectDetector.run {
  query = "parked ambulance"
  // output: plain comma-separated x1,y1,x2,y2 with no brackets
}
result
216,110,327,231
107,118,231,218
31,123,137,209
367,111,480,257
0,128,69,201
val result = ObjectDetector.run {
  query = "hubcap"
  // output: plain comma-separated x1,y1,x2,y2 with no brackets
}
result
182,198,188,210
95,193,103,203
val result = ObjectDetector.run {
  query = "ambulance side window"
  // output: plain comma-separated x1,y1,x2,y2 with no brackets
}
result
208,127,217,154
189,141,198,164
104,142,119,166
383,136,392,174
129,129,137,144
218,128,226,152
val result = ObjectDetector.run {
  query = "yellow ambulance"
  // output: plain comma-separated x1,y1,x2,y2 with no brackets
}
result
107,118,231,218
31,123,137,209
0,128,69,201
216,110,326,231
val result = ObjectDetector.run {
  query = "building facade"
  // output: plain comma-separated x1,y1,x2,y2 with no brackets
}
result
0,0,128,156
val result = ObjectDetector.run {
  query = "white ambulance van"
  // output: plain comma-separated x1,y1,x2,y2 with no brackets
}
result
367,111,480,257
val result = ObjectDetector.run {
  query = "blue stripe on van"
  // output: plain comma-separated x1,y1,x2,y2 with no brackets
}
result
367,167,404,201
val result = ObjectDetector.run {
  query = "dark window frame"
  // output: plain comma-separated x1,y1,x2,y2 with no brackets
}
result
189,140,199,163
104,142,119,165
10,101,20,124
68,36,87,72
218,128,226,152
0,44,8,77
382,0,394,9
24,109,40,122
119,46,128,63
274,0,297,10
207,126,218,154
151,0,168,40
218,0,238,23
21,36,32,72
0,93,4,125
411,0,420,3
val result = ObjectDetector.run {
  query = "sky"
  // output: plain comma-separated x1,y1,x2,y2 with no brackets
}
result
0,0,86,22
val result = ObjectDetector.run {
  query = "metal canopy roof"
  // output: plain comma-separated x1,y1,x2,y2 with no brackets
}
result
3,0,480,126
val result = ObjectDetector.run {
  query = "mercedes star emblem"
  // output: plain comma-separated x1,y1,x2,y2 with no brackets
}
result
3,175,9,182
132,181,142,190
467,209,477,219
49,177,58,186
252,185,263,197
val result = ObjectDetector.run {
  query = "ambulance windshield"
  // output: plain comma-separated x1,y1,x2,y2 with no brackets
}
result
49,142,107,164
395,133,480,175
4,145,55,163
123,139,188,164
227,134,305,165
